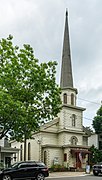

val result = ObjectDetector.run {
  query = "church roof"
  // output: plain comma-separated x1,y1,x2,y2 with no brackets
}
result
40,117,59,130
60,10,73,89
62,104,86,111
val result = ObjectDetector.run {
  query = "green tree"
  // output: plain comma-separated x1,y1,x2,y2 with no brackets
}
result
0,35,62,160
93,105,102,134
89,145,102,165
83,126,93,136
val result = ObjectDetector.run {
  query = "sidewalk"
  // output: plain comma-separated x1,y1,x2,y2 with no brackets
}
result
48,171,92,178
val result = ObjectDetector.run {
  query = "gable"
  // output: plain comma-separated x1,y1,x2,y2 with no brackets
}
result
40,117,59,133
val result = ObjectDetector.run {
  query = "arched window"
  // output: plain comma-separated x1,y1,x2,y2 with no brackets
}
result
20,145,23,161
72,114,76,127
64,153,67,162
63,93,67,104
44,151,47,165
71,136,78,145
71,93,74,105
28,142,31,160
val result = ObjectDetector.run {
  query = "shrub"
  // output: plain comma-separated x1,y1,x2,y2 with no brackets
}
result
50,164,68,172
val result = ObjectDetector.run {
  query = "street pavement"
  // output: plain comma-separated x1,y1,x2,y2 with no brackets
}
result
48,171,92,178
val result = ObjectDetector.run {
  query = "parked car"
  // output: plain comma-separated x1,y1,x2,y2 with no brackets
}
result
93,162,102,176
0,161,49,180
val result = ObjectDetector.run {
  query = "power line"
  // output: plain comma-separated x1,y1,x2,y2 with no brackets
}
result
64,111,93,122
65,94,101,105
41,115,93,131
78,97,100,105
83,117,93,121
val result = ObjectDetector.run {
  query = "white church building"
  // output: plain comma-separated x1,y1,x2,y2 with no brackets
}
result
11,11,90,170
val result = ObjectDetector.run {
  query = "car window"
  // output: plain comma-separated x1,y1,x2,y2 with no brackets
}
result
28,164,36,167
36,163,45,167
11,163,19,168
18,164,28,168
18,163,36,168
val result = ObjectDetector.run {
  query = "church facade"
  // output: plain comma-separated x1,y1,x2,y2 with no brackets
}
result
11,11,90,169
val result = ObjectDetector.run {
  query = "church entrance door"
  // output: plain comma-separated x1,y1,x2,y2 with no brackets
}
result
76,152,82,169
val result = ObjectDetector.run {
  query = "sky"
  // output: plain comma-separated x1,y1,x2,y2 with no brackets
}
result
0,0,102,129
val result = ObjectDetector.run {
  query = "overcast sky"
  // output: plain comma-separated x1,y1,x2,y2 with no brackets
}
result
0,0,102,128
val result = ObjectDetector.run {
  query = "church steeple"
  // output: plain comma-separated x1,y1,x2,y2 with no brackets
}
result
60,10,73,89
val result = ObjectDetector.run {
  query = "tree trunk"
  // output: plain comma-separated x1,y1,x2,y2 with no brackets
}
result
24,134,27,161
